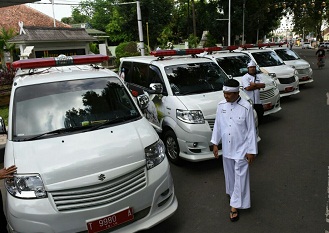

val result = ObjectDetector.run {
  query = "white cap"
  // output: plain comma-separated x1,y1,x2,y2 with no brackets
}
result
247,60,256,68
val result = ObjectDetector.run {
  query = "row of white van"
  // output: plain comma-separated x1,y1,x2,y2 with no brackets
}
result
118,46,313,164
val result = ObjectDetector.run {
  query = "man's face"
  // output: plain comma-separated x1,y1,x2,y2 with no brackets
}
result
223,91,239,103
248,66,256,75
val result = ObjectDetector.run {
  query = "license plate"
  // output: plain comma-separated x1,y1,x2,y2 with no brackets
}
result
300,76,309,81
87,207,134,233
263,102,272,110
284,86,294,92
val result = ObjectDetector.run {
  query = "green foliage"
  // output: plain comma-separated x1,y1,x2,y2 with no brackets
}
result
89,43,100,54
115,42,140,66
0,105,9,125
0,27,17,67
157,26,174,49
203,33,217,48
187,34,199,48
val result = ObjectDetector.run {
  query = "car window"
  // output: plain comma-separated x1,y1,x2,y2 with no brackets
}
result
13,77,140,139
215,55,262,77
274,49,300,61
164,62,227,95
250,51,284,67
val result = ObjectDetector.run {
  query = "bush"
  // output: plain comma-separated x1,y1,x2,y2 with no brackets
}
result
0,105,9,125
115,42,141,67
0,66,16,86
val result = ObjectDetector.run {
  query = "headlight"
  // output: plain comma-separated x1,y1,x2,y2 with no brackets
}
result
5,174,47,199
272,80,277,87
145,140,166,170
176,110,205,124
268,73,277,79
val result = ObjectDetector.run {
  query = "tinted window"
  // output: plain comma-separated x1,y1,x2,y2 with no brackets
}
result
274,49,300,61
251,51,284,67
164,62,228,95
13,77,140,139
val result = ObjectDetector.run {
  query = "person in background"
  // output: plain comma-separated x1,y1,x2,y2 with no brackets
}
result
242,60,266,123
211,79,258,222
0,165,17,233
316,45,326,67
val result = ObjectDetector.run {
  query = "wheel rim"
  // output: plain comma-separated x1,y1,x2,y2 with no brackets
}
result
166,136,178,160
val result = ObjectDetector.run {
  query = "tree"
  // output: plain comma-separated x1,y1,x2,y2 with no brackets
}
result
0,27,17,67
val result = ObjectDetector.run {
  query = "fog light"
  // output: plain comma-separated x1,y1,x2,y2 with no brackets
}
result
193,142,198,147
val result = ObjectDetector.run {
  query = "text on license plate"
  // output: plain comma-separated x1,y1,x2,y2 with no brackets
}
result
87,207,134,233
285,86,294,92
263,103,272,110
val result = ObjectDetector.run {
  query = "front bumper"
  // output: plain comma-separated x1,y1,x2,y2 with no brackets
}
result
5,160,177,233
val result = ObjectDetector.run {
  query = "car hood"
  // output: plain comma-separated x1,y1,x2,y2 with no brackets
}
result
9,119,157,189
283,59,310,69
260,65,295,78
176,91,223,118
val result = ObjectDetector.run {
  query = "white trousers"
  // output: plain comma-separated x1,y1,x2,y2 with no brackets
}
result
222,157,251,209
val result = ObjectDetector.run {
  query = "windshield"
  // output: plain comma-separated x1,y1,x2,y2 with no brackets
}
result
164,62,228,95
251,51,284,67
215,55,262,77
13,77,140,140
274,49,300,61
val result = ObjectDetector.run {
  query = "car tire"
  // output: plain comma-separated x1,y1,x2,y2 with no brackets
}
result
163,130,182,165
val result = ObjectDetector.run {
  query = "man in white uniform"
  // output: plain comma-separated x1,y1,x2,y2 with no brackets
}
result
211,79,258,222
241,60,265,123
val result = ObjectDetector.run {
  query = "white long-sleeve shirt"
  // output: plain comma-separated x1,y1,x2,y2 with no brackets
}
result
211,96,258,160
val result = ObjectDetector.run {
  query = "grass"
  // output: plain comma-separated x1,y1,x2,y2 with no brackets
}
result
0,105,9,125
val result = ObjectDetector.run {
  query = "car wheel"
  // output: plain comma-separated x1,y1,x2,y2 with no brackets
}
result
163,130,182,165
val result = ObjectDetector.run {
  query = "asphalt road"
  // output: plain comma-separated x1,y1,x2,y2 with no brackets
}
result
141,47,329,233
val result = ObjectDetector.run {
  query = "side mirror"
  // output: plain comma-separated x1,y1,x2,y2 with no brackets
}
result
136,94,150,110
149,83,163,94
0,116,7,134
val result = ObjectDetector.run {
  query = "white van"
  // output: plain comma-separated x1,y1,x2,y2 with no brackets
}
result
0,55,177,233
199,52,281,116
272,47,313,85
238,48,300,97
119,49,260,164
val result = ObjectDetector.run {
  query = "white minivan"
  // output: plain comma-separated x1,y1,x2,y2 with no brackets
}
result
199,52,281,116
272,47,313,85
238,48,300,97
0,54,177,233
119,49,260,164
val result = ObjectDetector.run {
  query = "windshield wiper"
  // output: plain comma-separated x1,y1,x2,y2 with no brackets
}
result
86,116,128,131
22,126,87,141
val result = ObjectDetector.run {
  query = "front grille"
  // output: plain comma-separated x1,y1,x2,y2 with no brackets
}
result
207,119,215,131
278,76,296,84
50,166,147,212
260,88,275,100
297,68,310,74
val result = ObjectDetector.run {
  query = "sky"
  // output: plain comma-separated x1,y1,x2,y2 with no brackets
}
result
26,0,82,21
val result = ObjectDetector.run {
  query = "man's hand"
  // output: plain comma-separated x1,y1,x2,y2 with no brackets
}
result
0,165,17,180
213,145,219,159
245,154,255,164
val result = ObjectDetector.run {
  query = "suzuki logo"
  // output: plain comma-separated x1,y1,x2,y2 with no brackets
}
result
98,174,106,181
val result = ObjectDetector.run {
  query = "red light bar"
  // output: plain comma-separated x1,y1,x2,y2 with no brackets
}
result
226,46,239,51
204,47,222,52
241,44,254,49
12,54,109,69
258,43,270,48
150,48,205,57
